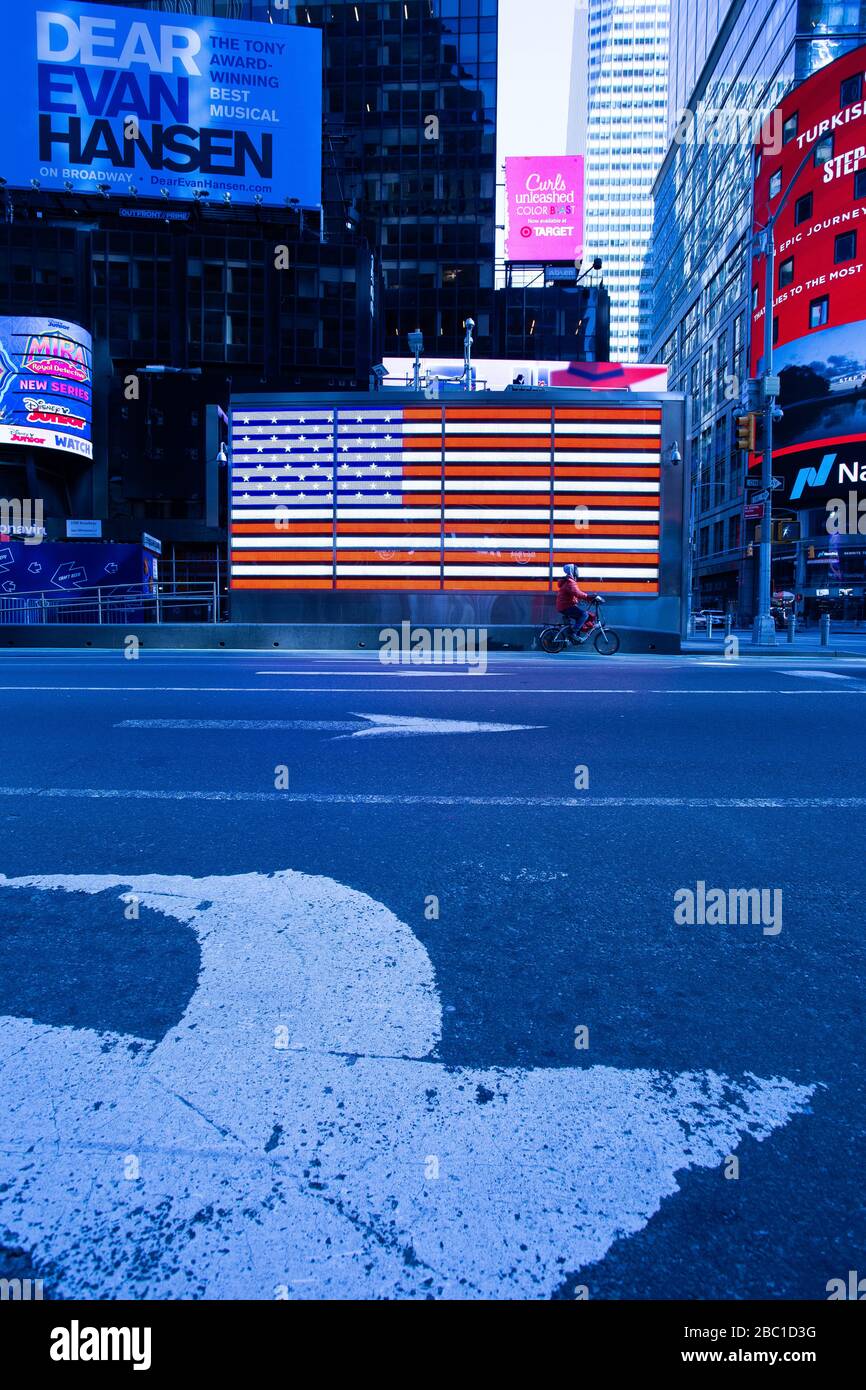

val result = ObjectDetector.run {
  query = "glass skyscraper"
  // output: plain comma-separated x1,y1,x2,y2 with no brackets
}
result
648,0,866,618
583,0,671,361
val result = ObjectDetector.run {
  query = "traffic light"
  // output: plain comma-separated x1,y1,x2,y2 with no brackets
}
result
735,413,757,451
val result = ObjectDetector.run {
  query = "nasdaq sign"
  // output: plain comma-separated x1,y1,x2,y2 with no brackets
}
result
4,2,322,206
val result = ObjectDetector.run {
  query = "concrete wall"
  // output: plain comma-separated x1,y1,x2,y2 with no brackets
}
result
0,622,680,653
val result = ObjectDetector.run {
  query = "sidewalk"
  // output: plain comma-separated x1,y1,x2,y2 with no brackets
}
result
684,627,866,657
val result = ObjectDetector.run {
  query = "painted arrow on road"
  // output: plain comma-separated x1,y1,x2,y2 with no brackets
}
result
117,714,544,739
0,870,815,1299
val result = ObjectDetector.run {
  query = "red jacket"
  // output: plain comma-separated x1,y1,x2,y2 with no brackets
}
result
556,577,591,612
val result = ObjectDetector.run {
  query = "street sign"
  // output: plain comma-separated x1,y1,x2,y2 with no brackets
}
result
745,477,763,490
66,520,101,539
142,532,162,556
769,476,784,490
762,374,781,398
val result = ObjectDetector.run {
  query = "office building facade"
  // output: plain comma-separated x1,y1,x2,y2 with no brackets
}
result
583,0,671,362
649,0,866,620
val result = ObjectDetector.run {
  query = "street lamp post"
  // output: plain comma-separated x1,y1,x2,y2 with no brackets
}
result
752,137,823,646
462,318,475,391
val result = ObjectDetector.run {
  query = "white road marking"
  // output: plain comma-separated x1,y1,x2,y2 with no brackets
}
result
0,870,815,1299
1,685,866,695
255,669,508,678
117,714,544,739
774,669,854,680
0,787,862,808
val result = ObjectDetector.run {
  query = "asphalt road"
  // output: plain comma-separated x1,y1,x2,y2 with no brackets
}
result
0,647,864,1300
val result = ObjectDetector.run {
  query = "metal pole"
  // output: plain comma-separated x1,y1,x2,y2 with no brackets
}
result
462,318,474,391
753,228,776,645
97,586,102,625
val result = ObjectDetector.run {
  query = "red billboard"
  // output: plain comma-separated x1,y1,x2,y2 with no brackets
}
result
751,44,866,506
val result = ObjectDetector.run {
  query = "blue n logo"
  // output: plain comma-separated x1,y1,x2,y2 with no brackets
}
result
790,453,836,500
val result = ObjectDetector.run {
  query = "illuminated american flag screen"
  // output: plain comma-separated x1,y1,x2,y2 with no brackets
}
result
230,403,661,593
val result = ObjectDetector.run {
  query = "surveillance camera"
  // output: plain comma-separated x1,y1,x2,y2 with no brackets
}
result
772,404,784,422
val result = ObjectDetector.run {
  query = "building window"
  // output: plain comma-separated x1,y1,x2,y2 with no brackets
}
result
782,112,799,144
794,191,813,224
841,73,863,108
773,315,779,345
769,169,782,198
778,257,794,288
809,295,829,329
814,134,833,165
751,283,759,311
835,230,857,263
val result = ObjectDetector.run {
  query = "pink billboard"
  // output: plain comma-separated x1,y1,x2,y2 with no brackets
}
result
505,155,584,262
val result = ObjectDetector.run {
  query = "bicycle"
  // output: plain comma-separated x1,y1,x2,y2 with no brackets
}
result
538,596,620,656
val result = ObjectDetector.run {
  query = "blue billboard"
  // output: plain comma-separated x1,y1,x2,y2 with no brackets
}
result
4,2,322,206
0,317,93,459
0,541,146,595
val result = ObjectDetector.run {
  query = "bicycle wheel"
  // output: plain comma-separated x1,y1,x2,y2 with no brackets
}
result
594,627,620,655
539,625,568,654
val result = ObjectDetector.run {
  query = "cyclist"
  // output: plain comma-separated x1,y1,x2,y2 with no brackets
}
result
555,564,595,643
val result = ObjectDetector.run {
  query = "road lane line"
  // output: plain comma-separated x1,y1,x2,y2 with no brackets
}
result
2,685,866,694
0,787,864,807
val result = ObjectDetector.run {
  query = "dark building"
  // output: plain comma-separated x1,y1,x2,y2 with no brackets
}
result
0,0,499,587
318,0,498,358
495,273,610,362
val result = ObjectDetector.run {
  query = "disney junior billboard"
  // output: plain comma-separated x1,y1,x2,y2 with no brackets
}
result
4,1,322,206
505,156,584,262
0,317,92,459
